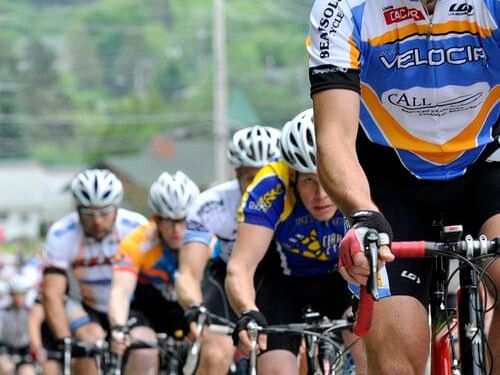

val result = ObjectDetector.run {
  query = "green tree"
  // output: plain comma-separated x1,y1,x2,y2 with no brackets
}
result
68,23,103,90
0,37,28,158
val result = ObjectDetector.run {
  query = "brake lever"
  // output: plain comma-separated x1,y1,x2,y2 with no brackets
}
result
364,229,380,301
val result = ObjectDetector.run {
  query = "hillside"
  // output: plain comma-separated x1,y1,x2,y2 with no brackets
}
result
0,0,312,165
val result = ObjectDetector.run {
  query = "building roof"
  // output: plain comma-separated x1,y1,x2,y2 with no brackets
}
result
103,137,218,189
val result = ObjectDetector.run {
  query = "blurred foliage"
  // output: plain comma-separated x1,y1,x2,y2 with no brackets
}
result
0,0,312,164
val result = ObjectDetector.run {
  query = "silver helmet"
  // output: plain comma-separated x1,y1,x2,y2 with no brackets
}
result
279,108,317,173
70,169,123,207
227,125,281,168
148,171,200,220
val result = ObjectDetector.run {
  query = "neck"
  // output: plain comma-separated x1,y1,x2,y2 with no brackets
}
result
423,0,438,14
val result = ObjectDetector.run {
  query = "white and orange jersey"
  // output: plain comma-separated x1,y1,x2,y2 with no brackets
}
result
308,0,499,180
44,209,148,313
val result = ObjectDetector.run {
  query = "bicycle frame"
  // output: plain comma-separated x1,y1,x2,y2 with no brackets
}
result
356,226,498,375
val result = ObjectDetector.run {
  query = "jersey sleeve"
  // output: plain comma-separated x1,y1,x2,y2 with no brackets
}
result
43,226,70,271
238,166,286,230
113,226,144,274
184,193,222,246
307,0,362,95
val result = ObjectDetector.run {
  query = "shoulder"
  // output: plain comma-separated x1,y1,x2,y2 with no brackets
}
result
190,180,239,217
45,212,81,252
115,209,148,232
120,220,157,250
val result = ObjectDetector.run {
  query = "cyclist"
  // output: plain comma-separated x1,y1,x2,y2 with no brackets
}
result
42,169,147,375
226,109,366,375
108,171,200,374
307,1,499,373
0,274,36,375
176,125,281,375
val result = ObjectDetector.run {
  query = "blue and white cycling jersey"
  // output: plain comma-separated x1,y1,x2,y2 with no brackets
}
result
239,160,347,277
308,0,499,180
184,179,240,263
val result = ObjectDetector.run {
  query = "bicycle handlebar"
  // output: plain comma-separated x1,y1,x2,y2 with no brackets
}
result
353,231,500,337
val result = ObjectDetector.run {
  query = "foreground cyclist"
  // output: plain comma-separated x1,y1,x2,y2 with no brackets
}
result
308,1,499,373
226,109,367,375
42,169,147,375
176,125,281,375
108,171,200,374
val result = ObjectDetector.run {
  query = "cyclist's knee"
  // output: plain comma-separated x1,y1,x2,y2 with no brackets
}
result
17,364,36,375
73,322,106,343
0,356,14,375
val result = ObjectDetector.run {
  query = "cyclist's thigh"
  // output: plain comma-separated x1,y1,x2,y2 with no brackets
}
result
202,259,237,322
366,295,429,373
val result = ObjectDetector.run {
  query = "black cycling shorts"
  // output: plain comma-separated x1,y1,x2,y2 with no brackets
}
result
202,259,238,323
356,131,500,307
256,271,353,355
130,285,187,336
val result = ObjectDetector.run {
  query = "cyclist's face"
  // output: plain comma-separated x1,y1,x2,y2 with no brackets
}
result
155,216,186,250
236,166,261,193
11,293,26,308
78,205,117,240
296,172,336,221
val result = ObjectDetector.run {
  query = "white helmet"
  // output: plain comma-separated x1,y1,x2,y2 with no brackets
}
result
8,274,32,294
280,108,317,173
148,171,200,220
71,169,124,207
227,125,281,168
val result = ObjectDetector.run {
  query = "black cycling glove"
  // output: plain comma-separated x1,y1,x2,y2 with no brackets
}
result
350,210,393,245
232,310,267,346
184,304,205,325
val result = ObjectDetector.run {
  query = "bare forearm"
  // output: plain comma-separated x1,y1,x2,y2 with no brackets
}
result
313,90,378,216
225,261,258,315
28,304,44,348
108,287,131,326
176,272,202,310
43,295,70,338
317,138,377,215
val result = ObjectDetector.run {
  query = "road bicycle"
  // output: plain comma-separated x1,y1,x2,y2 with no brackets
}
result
204,309,355,375
354,225,499,375
110,332,189,375
60,337,110,375
0,343,41,375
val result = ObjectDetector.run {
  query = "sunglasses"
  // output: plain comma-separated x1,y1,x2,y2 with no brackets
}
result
79,205,116,219
158,217,186,227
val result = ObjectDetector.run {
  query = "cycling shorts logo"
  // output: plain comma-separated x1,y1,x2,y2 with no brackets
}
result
401,270,421,284
383,6,425,25
449,3,474,16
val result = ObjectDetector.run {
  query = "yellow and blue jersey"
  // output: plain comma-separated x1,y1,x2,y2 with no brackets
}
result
238,160,346,277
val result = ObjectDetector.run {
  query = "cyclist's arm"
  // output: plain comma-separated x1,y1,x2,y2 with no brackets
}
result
176,241,211,310
108,270,137,327
28,302,45,356
42,272,70,339
226,222,274,314
313,89,378,215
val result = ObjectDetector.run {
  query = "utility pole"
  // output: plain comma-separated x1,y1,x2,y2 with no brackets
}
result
213,0,229,182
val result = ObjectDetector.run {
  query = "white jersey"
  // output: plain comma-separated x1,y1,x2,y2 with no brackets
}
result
185,179,241,263
44,209,147,313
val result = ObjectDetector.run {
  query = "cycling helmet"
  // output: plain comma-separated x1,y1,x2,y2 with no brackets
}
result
148,171,200,220
280,108,317,173
227,125,281,168
8,274,32,294
70,169,124,207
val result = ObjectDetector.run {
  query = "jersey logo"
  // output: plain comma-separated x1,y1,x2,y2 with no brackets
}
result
254,183,284,213
289,230,337,261
383,6,425,25
449,3,474,16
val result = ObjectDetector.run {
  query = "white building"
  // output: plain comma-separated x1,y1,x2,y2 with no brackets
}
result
0,160,79,241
